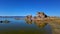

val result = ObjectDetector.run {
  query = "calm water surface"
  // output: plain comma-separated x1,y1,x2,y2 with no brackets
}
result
0,17,52,34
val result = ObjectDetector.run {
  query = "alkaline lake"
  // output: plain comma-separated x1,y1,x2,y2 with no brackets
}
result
0,17,52,34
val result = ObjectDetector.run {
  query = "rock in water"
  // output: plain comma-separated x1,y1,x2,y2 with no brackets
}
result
3,20,10,23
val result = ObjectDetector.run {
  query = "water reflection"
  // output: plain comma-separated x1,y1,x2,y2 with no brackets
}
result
25,19,32,24
35,22,47,28
25,20,52,34
25,20,48,28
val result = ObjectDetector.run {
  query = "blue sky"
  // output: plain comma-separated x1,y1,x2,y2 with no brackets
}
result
0,0,60,16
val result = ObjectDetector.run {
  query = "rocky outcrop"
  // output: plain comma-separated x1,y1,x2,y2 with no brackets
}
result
25,12,48,21
0,20,10,23
25,15,32,21
36,12,47,18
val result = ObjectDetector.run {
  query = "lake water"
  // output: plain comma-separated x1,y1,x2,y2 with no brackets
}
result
0,17,52,34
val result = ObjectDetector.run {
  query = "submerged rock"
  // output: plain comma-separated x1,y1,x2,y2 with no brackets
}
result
3,20,10,23
0,20,10,23
0,21,3,23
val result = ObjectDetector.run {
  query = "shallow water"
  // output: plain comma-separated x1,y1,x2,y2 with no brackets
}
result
0,17,52,34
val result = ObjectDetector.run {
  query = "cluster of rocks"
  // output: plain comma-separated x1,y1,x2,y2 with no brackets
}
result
25,12,48,20
0,20,10,23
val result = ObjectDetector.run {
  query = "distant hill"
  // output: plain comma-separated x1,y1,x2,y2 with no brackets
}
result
0,16,25,18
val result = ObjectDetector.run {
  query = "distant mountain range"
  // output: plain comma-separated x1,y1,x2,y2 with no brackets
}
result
0,16,25,18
